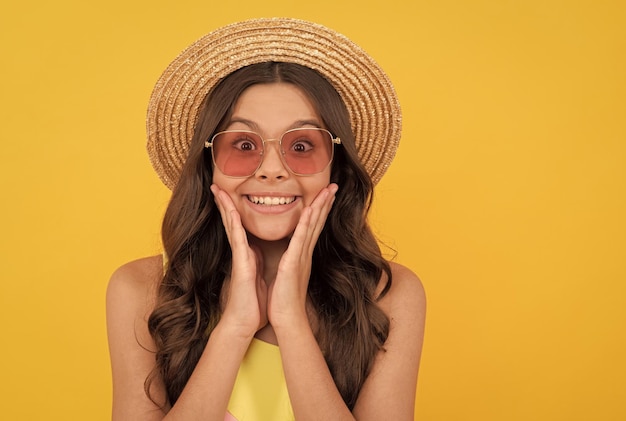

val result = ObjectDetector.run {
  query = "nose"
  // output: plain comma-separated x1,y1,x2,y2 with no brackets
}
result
255,139,289,180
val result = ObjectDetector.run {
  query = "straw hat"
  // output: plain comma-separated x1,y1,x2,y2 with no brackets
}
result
147,17,401,189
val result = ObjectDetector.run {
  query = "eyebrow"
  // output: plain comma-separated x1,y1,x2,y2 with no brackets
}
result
227,118,323,132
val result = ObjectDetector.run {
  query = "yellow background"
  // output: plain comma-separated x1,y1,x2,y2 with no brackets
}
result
1,0,624,419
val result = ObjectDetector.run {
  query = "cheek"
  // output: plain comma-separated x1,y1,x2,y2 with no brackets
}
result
211,169,227,186
212,173,244,205
301,175,331,205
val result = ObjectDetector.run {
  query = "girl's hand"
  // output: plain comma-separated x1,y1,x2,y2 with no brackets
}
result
211,184,268,338
267,183,339,329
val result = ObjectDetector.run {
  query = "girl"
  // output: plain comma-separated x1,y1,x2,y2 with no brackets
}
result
107,18,426,421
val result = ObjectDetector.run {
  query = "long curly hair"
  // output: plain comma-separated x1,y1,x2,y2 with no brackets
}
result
146,62,392,410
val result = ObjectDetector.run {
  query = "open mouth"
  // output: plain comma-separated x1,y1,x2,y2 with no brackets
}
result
247,195,297,206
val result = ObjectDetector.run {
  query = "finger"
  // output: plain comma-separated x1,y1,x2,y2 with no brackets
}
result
250,244,264,279
291,207,313,250
210,186,253,265
212,188,252,270
303,184,338,252
288,186,333,257
228,209,252,262
210,184,230,227
309,183,338,220
314,184,338,234
211,184,242,245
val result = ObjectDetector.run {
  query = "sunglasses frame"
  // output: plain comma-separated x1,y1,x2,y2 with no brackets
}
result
204,127,341,178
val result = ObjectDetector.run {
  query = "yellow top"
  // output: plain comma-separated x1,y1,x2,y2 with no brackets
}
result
225,338,295,421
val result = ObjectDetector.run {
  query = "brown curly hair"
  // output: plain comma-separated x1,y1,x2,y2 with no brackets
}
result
146,62,392,410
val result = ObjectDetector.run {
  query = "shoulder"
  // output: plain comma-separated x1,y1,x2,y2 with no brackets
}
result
107,256,170,417
389,261,424,292
377,261,426,321
109,255,163,289
352,262,425,418
106,255,163,320
376,262,427,355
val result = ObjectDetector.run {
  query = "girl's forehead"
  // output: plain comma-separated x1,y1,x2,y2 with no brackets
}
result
228,83,322,134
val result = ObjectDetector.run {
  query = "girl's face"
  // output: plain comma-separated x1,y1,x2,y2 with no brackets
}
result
212,82,332,242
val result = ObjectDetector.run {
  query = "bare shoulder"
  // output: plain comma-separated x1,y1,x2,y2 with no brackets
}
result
374,260,426,365
352,262,426,418
107,255,163,314
107,255,168,418
377,261,426,319
106,255,163,348
108,255,163,293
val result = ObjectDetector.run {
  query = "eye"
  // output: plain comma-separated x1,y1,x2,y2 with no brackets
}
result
290,138,314,153
230,135,259,152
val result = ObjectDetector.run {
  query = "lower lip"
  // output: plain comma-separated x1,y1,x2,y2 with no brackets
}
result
245,197,300,214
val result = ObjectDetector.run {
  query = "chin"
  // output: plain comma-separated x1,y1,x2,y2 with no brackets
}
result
249,230,293,243
245,224,295,243
241,213,300,243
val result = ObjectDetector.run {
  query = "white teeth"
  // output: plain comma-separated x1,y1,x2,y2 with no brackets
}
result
248,195,296,205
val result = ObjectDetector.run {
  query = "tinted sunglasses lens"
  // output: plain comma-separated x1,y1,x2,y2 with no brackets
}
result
282,129,333,174
212,131,262,176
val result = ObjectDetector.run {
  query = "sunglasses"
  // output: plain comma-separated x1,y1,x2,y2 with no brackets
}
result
204,128,341,177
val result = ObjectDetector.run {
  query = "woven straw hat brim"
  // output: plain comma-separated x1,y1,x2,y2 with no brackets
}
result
147,18,401,190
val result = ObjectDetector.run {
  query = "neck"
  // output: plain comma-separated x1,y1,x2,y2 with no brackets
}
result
247,235,290,283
